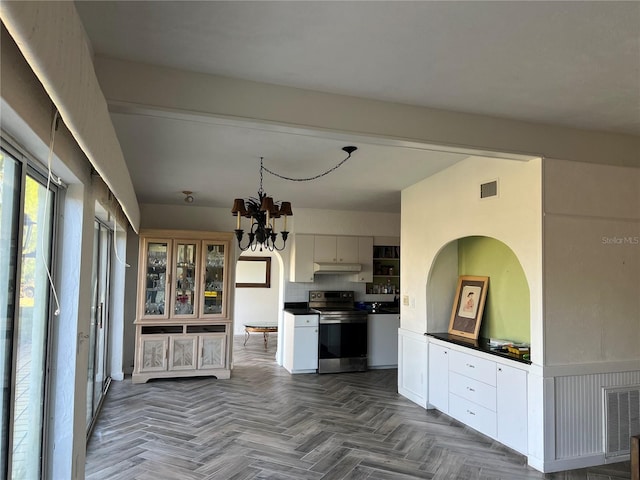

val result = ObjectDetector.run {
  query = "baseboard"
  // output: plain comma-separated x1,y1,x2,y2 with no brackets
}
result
111,372,124,381
398,386,427,409
542,453,609,473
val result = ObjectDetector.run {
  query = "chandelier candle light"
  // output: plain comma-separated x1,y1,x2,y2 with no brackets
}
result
231,146,357,252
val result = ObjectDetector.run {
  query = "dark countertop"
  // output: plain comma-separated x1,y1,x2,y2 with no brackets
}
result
283,302,316,315
426,332,531,365
282,302,400,316
283,308,317,315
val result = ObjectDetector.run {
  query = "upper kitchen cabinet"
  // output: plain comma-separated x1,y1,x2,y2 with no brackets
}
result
314,235,358,263
354,236,373,282
290,234,373,282
290,234,315,282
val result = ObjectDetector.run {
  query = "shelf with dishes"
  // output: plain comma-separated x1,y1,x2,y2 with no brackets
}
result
367,244,400,294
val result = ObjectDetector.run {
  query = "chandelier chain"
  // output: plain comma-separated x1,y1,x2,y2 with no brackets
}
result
261,149,354,182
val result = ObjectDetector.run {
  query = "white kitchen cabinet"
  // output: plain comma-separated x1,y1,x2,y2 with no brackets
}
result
290,234,315,282
354,236,373,282
428,343,449,413
283,312,319,373
367,314,399,368
427,337,529,455
290,234,373,282
497,363,528,453
314,235,358,263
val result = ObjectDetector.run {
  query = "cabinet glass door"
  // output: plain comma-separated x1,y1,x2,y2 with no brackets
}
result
201,242,226,317
172,242,198,317
143,240,170,318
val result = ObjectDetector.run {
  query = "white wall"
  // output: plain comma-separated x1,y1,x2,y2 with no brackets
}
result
401,155,543,357
233,251,281,336
543,159,640,366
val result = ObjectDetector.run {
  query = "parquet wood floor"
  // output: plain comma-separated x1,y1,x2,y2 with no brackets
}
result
86,336,631,479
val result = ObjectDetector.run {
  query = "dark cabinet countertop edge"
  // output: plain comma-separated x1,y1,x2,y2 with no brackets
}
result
426,332,531,365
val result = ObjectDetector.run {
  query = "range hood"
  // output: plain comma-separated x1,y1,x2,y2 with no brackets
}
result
313,262,362,274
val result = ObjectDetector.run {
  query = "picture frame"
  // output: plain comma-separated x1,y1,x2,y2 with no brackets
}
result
448,275,489,339
235,256,271,288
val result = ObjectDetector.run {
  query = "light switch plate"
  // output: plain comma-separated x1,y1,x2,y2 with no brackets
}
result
402,295,410,306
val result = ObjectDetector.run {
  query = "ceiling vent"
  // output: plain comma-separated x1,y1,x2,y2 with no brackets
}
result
480,180,499,199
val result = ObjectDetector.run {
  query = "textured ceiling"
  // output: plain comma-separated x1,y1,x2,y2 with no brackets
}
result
75,1,640,211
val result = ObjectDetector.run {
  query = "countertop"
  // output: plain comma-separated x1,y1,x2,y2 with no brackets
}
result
283,302,399,316
426,332,531,365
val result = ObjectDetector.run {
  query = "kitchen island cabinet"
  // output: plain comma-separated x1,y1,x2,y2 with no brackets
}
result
367,313,399,368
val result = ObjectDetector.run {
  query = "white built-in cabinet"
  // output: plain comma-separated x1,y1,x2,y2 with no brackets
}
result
289,234,373,282
290,234,315,282
496,363,528,453
428,343,449,412
283,312,319,373
355,237,374,282
133,229,233,384
428,339,528,455
314,235,358,263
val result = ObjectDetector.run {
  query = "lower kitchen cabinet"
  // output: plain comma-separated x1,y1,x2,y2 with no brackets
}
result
283,312,319,373
133,324,230,383
367,314,399,368
427,337,529,455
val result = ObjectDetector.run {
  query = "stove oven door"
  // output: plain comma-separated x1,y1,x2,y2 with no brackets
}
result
318,315,367,373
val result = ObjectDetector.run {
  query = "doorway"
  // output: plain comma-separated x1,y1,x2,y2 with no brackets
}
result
232,251,284,366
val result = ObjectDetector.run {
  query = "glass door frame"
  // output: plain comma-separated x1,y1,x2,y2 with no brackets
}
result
86,218,112,438
1,138,60,480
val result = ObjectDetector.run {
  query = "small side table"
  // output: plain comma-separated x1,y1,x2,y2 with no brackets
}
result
243,323,278,350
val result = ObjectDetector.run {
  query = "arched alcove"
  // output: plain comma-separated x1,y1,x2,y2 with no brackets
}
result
426,235,530,342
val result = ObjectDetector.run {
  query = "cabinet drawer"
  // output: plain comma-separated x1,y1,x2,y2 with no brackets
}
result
295,315,318,327
449,393,497,439
449,371,496,411
449,350,496,386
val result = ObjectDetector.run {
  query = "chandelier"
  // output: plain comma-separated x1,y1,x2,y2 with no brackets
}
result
231,146,357,252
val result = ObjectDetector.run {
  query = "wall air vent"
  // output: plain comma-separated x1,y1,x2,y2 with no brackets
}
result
480,180,499,199
603,385,640,458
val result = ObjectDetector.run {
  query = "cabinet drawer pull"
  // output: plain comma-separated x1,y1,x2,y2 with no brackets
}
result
466,363,475,369
467,387,475,392
467,410,476,416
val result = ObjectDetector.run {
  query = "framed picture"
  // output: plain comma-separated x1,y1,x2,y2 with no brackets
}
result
235,256,271,288
448,275,489,339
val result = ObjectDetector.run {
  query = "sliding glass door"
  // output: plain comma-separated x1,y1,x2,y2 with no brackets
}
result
0,146,58,480
0,150,22,479
86,219,112,434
